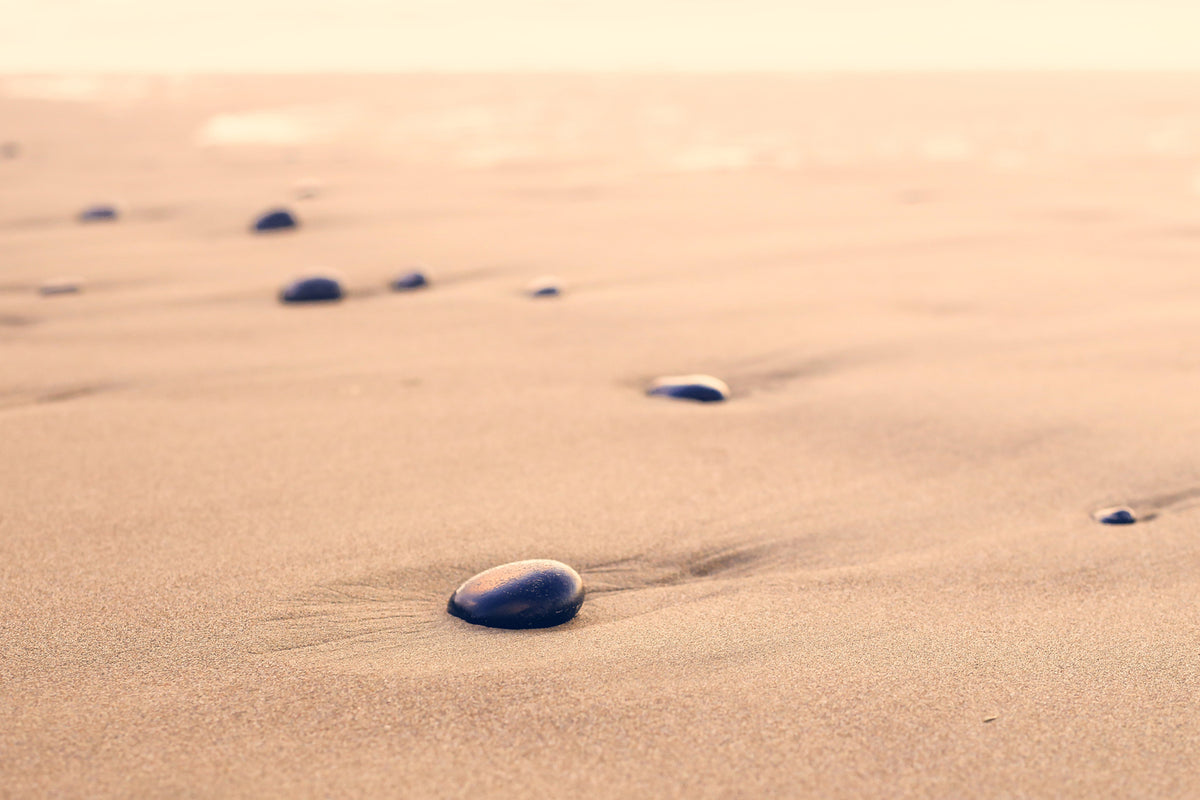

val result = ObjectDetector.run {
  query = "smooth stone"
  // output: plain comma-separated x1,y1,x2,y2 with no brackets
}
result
390,270,429,291
1,141,18,159
78,204,118,223
1095,507,1136,525
447,559,584,630
526,276,562,298
39,278,82,296
279,276,343,303
252,208,299,233
647,374,730,403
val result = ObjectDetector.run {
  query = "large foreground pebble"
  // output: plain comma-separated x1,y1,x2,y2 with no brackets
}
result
78,204,118,223
526,276,562,298
647,374,730,403
253,208,299,233
279,276,343,303
1095,507,1137,525
391,270,429,291
447,559,584,629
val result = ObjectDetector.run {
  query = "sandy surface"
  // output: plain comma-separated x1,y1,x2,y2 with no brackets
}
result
2,74,1199,798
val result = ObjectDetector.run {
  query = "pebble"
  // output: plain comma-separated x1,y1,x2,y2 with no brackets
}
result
253,208,299,233
1,141,18,159
526,276,562,298
78,205,118,223
447,559,585,629
1095,507,1136,525
647,374,730,403
38,278,82,296
279,276,343,303
390,270,429,291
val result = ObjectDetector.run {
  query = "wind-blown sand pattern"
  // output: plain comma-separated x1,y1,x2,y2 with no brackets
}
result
2,74,1200,798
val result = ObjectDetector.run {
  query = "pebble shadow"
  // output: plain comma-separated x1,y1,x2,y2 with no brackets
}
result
0,382,121,412
626,347,897,399
1096,486,1200,524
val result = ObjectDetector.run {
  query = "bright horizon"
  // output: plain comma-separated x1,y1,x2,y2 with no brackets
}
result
3,0,1200,72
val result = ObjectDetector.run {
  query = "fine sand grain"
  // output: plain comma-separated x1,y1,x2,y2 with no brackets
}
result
2,74,1199,798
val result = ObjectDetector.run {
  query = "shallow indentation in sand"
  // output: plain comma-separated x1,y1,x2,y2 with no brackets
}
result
584,539,803,593
628,348,893,399
257,537,814,663
0,313,39,327
1099,486,1200,523
0,382,121,410
0,214,69,232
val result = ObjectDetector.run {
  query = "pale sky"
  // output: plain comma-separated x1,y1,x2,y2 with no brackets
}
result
2,0,1200,72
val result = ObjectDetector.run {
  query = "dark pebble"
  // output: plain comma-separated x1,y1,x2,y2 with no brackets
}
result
390,271,429,291
253,208,299,233
39,279,82,296
526,276,562,298
279,276,343,303
78,205,118,223
447,559,584,630
1,141,18,159
647,374,730,403
1095,507,1136,525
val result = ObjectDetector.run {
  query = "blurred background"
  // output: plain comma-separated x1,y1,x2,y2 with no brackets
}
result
4,0,1200,72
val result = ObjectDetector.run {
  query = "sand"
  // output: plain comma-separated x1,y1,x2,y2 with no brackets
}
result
2,74,1199,797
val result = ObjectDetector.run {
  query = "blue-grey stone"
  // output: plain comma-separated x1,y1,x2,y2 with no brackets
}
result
391,271,429,291
647,374,730,403
448,559,584,630
253,208,299,233
526,276,562,298
78,205,118,223
39,278,82,296
1096,507,1136,525
279,276,343,304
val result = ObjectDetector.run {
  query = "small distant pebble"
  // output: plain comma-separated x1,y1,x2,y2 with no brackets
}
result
252,208,299,233
390,270,429,291
38,278,82,296
77,205,118,223
1094,507,1136,525
1,141,18,159
647,374,730,403
526,276,562,298
279,276,343,304
447,559,585,630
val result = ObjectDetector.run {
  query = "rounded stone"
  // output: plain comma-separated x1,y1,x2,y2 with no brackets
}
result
390,270,429,291
1095,507,1136,525
252,208,299,233
647,374,730,403
1,141,19,159
279,276,343,304
78,204,118,223
526,276,562,298
447,559,584,630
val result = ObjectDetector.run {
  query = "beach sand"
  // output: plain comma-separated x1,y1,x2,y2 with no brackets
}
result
2,74,1199,797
